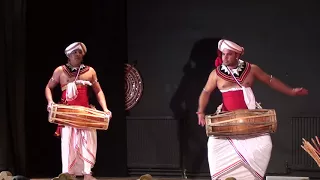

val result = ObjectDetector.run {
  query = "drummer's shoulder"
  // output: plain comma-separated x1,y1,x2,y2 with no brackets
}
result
210,69,217,76
88,66,97,74
52,66,64,73
249,64,264,73
244,60,259,69
250,63,258,68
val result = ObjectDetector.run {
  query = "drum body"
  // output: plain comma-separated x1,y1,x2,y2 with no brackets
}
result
205,109,277,137
48,104,109,130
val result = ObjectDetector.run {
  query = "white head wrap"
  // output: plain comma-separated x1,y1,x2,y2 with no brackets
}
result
218,39,244,55
64,42,87,56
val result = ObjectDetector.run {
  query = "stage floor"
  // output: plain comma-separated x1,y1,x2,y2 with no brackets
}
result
31,178,207,180
30,176,320,180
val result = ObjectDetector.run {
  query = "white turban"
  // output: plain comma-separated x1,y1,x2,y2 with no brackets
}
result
64,42,87,56
218,39,244,55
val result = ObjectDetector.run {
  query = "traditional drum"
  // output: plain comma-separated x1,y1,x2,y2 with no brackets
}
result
205,109,277,137
48,104,110,130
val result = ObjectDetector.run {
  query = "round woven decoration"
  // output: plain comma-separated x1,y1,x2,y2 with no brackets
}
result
125,63,143,110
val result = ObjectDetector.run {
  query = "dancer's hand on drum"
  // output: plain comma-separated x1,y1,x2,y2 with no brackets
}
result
197,112,206,127
292,87,308,96
47,101,55,112
104,109,112,119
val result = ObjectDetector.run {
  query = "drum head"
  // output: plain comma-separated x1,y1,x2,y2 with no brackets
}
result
125,63,143,110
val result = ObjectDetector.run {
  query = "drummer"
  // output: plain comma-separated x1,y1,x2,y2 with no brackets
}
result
197,39,308,179
45,42,112,180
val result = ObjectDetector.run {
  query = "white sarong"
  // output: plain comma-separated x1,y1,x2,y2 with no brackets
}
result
207,87,273,180
61,126,97,175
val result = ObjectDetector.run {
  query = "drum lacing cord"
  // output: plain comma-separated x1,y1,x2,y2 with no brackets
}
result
66,68,81,102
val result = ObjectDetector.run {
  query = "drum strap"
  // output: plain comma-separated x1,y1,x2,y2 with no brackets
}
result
74,67,81,80
226,66,243,88
66,68,81,101
226,66,257,109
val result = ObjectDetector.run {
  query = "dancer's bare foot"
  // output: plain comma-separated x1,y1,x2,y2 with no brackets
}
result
84,174,97,180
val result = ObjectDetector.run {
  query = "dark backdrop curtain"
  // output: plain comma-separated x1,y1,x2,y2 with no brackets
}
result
0,0,27,176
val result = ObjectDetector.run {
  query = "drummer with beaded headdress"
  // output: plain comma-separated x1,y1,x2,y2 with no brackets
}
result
197,39,308,179
45,42,112,180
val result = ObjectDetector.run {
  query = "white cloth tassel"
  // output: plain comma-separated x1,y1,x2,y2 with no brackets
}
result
242,86,256,110
66,82,78,102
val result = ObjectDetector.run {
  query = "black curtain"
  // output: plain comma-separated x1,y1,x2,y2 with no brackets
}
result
0,0,27,176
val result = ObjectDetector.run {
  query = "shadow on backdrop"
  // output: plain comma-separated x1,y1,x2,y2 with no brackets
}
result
170,38,222,177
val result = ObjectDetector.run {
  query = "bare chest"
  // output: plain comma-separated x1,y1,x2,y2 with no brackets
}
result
217,73,254,90
60,72,93,85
